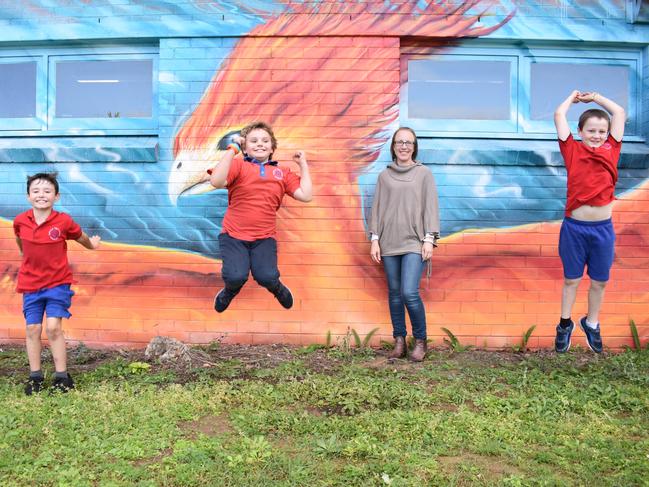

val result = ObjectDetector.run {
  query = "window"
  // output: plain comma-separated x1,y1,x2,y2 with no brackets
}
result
0,47,157,134
0,57,44,130
401,44,642,139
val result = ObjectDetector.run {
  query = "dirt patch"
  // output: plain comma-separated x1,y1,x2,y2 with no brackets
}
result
179,413,234,438
133,448,173,467
438,452,523,478
0,342,608,384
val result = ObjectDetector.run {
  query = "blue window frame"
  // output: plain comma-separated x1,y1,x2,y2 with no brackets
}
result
0,46,157,135
401,44,643,140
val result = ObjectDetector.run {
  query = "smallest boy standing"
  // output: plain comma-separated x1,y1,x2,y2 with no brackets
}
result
553,90,625,353
14,173,101,395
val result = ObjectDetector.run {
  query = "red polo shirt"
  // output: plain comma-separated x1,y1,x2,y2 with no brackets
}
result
222,156,301,240
559,134,621,216
13,209,83,293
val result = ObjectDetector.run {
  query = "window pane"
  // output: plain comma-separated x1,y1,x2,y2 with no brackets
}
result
0,62,37,118
408,59,511,119
530,63,629,121
55,59,152,118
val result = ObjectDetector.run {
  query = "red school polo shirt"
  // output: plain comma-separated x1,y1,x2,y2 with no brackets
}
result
13,209,83,293
221,156,301,241
559,134,622,216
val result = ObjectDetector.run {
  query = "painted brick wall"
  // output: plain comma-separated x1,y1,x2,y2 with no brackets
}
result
0,1,647,350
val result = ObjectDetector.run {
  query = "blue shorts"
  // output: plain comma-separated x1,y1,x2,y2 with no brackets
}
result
23,284,74,326
559,217,615,282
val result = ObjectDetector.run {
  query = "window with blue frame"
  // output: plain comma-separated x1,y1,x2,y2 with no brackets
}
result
401,44,642,139
0,47,157,134
0,57,44,130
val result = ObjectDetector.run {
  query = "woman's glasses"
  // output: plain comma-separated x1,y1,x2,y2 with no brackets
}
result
394,140,414,147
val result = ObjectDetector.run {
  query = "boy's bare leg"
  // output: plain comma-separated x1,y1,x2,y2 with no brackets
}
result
586,279,607,324
560,278,581,319
25,324,43,372
45,317,67,373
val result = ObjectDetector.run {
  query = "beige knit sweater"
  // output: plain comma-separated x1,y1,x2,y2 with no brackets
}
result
368,162,440,256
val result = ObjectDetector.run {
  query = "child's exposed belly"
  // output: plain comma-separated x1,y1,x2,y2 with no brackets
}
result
570,202,614,221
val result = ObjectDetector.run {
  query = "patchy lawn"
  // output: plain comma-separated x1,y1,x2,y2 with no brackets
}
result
1,343,648,486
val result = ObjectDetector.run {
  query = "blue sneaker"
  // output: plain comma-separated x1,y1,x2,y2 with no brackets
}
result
579,317,603,353
555,320,574,353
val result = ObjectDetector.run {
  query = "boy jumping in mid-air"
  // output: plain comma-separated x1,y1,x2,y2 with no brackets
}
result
204,121,312,313
553,91,625,353
14,172,101,394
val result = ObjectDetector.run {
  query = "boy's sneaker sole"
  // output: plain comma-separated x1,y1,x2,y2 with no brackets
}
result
579,317,603,353
554,321,574,353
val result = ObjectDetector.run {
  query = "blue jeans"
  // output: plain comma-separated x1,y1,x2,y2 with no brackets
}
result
382,253,426,340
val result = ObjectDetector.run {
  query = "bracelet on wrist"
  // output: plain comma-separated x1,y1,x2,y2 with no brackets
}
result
226,143,241,155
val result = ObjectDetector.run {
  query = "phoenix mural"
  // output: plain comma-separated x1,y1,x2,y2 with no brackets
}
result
0,0,647,347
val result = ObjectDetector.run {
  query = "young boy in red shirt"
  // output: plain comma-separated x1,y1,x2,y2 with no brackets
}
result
205,121,312,312
553,91,625,353
14,173,101,394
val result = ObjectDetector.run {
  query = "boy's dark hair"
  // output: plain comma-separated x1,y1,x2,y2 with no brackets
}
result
390,127,419,162
578,109,611,131
27,172,59,194
240,121,278,153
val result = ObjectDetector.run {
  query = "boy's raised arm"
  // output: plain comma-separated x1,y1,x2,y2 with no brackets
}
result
76,232,101,250
205,136,245,189
554,90,579,141
292,150,313,203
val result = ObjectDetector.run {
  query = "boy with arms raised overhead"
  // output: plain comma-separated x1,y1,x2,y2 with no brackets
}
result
553,91,625,353
14,172,101,394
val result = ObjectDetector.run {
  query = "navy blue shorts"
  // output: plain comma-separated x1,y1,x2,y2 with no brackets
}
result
23,284,74,326
559,217,615,282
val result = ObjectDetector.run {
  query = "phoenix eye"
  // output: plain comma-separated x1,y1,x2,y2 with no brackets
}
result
217,130,241,150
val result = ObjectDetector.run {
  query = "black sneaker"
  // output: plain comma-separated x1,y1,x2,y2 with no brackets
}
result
214,288,236,313
579,317,603,353
273,283,293,309
52,373,74,393
25,376,44,396
555,320,574,353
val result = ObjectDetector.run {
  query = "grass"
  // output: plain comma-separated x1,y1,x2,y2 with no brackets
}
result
1,344,648,486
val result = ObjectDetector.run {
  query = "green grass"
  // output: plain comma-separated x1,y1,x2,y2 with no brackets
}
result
1,346,648,486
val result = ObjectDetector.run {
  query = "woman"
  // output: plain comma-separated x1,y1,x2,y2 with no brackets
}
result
369,127,440,361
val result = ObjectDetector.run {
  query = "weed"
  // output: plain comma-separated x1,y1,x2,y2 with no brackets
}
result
512,325,536,353
295,344,326,355
351,327,379,349
629,319,642,351
128,361,152,374
328,328,376,360
441,327,475,353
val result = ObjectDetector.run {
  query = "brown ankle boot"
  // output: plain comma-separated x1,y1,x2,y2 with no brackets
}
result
388,336,407,359
410,339,427,362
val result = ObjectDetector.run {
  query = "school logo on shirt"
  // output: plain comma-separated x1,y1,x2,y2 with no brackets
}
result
48,227,61,240
272,168,284,180
601,142,612,150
